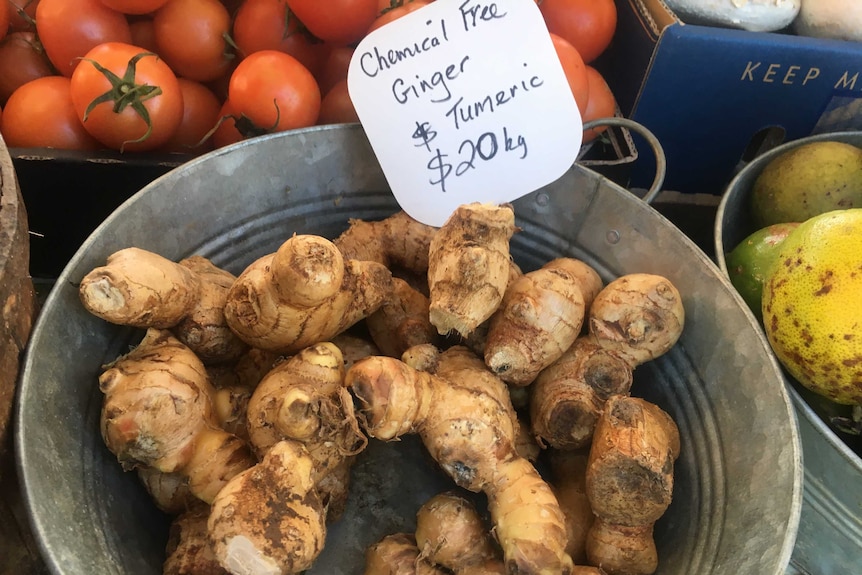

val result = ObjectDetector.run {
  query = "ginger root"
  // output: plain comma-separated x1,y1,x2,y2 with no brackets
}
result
484,258,603,386
588,274,685,368
137,467,196,516
79,249,248,364
99,328,255,504
163,504,227,575
245,342,366,520
427,203,517,338
334,210,438,276
530,336,633,450
173,255,249,364
224,234,393,354
585,396,680,575
548,449,595,565
208,440,327,575
364,533,448,575
366,277,439,358
346,350,573,574
80,247,201,328
415,491,504,572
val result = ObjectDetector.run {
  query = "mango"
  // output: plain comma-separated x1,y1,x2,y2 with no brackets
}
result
725,222,799,321
750,140,862,228
762,209,862,405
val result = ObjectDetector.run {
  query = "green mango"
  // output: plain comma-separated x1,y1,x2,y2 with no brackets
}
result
725,222,799,321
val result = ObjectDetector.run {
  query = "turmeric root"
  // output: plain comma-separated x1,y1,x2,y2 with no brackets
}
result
366,277,439,358
346,352,574,574
99,328,256,504
365,533,448,575
334,210,439,275
223,234,393,354
163,504,227,575
415,491,503,572
588,274,684,368
484,258,603,386
79,247,201,328
208,440,327,575
427,203,517,338
245,342,366,518
584,396,680,575
548,449,595,564
530,337,633,450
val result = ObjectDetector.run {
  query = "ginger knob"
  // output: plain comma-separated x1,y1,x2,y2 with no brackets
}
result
224,234,393,354
584,396,680,575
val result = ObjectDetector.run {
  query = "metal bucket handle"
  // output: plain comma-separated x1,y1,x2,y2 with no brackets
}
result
582,117,667,205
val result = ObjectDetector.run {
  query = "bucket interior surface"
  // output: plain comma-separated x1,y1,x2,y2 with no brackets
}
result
16,125,801,575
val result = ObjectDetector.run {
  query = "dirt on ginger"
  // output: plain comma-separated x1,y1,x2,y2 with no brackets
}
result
345,348,574,574
99,328,256,504
223,234,393,354
163,504,228,575
585,396,680,575
208,440,327,575
484,257,604,386
427,203,517,338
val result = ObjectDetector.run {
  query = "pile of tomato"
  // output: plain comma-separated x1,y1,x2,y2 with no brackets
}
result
0,0,618,155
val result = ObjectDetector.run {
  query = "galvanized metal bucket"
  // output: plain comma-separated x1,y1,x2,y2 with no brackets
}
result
16,124,801,575
715,131,862,575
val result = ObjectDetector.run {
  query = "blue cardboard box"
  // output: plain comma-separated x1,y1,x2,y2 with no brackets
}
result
596,0,862,195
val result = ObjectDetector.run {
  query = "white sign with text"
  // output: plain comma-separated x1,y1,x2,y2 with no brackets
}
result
347,0,583,226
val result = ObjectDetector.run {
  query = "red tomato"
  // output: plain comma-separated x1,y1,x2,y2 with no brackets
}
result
8,0,40,33
232,0,326,75
152,0,232,82
70,42,183,151
1,76,102,149
318,79,358,125
581,65,616,143
0,31,56,104
129,18,159,52
0,4,9,42
100,0,171,14
285,0,378,45
539,0,616,64
36,0,132,77
314,43,354,97
550,32,589,118
211,98,244,148
160,78,222,153
367,0,430,33
228,49,320,133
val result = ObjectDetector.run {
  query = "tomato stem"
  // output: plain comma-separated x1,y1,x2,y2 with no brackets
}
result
80,52,164,152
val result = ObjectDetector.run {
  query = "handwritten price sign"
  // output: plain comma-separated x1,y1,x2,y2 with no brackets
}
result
348,0,582,226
